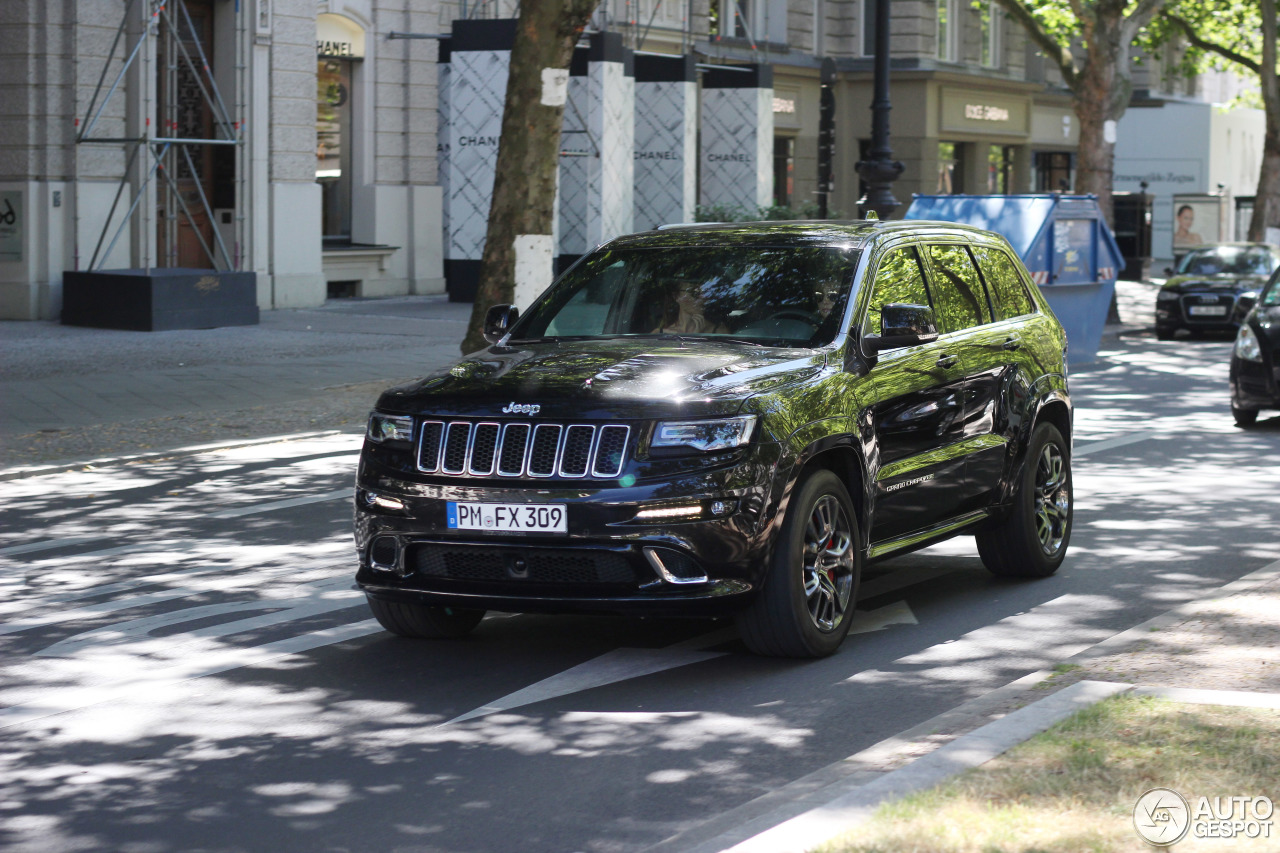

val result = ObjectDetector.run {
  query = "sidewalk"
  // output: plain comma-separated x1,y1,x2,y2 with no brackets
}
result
0,294,470,472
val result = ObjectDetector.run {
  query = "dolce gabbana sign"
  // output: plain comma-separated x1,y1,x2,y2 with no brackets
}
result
940,88,1029,137
316,13,366,59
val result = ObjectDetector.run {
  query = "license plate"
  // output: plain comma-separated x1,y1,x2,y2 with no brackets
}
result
447,502,567,533
1189,305,1226,316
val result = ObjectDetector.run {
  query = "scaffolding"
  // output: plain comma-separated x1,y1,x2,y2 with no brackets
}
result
75,0,245,273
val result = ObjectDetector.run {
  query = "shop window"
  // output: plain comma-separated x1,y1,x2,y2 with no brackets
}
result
317,58,353,239
1033,151,1073,192
938,142,964,194
988,145,1014,193
774,136,795,207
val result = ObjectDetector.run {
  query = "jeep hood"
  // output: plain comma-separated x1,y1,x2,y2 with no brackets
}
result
376,339,827,420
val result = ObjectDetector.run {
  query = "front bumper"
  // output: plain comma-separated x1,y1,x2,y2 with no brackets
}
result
1230,356,1280,411
353,442,785,616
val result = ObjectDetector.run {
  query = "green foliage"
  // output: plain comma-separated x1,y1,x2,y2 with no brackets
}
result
694,201,848,222
1156,0,1265,76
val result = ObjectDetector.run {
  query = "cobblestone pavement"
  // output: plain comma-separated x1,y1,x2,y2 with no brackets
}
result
0,295,470,470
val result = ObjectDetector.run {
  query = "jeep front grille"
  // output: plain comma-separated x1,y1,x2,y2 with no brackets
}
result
417,420,631,479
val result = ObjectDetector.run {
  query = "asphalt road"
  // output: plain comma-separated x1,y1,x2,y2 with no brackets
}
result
1,335,1278,853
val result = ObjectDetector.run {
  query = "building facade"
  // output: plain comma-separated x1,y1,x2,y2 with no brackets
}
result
0,0,1260,319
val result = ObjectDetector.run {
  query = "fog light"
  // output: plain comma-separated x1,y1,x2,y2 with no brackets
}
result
636,504,703,520
364,491,406,511
709,500,737,517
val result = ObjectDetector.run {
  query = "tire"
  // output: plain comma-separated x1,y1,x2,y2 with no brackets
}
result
1233,406,1259,428
366,595,485,639
738,469,861,658
976,423,1072,579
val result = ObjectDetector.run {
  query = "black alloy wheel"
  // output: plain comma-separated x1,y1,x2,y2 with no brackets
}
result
738,468,860,658
976,422,1072,578
366,595,486,639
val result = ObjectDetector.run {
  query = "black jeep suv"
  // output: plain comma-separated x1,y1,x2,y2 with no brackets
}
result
355,220,1073,658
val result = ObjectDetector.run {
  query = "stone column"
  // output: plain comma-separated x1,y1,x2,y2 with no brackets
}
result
700,64,774,214
557,32,634,271
633,54,697,232
445,18,516,301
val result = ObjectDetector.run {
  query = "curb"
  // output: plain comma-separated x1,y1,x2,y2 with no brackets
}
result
0,429,349,482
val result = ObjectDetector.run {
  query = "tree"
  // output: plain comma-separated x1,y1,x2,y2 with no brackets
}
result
459,0,599,354
994,0,1171,222
1163,0,1278,242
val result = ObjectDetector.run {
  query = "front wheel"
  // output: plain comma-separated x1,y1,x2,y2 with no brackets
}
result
738,469,861,658
366,595,486,639
976,423,1072,578
1233,406,1258,428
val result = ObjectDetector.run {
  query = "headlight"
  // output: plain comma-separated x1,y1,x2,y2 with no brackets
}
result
653,415,757,452
1156,290,1180,302
1234,326,1263,363
367,413,414,443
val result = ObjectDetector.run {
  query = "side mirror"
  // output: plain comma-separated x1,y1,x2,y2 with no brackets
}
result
1238,291,1258,314
863,303,939,354
483,304,519,344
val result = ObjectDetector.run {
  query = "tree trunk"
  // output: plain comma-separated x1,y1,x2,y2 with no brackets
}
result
1248,0,1279,242
459,0,597,355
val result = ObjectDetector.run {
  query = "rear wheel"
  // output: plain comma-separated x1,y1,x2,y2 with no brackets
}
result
1233,406,1259,428
738,469,860,658
366,595,485,639
976,423,1072,578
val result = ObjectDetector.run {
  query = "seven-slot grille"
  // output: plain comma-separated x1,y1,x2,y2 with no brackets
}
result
417,419,630,479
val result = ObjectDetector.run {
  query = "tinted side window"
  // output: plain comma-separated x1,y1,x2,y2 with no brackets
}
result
864,246,931,336
972,246,1036,320
926,244,989,333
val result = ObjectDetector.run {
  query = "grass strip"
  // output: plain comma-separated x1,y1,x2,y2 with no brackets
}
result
818,693,1280,852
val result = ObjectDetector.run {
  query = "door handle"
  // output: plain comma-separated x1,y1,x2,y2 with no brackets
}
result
1002,336,1021,351
937,353,959,369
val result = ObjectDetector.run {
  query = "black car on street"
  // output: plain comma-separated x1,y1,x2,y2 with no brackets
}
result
1155,243,1280,340
1230,264,1280,427
354,220,1073,657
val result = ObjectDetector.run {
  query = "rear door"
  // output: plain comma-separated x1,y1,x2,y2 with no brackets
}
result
961,241,1047,506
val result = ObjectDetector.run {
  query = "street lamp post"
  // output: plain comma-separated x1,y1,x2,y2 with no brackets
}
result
855,0,903,219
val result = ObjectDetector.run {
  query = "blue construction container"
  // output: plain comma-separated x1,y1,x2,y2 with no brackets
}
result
903,194,1123,364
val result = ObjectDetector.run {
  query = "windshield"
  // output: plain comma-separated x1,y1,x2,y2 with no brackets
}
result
510,244,860,347
1176,246,1278,277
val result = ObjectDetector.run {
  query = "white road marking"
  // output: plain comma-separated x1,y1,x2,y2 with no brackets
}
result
0,620,382,731
848,600,917,635
0,536,108,557
444,645,728,726
1075,431,1155,456
37,576,363,658
210,489,350,518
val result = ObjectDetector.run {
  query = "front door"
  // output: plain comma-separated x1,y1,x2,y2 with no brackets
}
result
862,244,969,543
